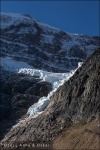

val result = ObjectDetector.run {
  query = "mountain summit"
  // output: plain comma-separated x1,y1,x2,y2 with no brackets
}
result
1,12,100,72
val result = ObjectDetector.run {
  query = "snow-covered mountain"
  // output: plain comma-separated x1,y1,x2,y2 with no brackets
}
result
1,12,100,72
0,12,100,147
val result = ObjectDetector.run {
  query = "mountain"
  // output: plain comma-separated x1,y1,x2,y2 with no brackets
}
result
1,48,100,150
0,12,100,149
1,12,100,72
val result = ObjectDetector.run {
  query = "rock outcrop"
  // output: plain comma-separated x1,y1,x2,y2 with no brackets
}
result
0,48,99,149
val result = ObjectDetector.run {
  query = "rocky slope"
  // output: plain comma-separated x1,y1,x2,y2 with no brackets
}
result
0,48,100,149
53,119,100,150
1,12,100,72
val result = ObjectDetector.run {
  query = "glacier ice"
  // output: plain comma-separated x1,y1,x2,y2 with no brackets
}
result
18,63,82,118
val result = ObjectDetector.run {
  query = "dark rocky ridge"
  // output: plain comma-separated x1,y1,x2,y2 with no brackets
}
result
0,48,100,149
1,13,100,72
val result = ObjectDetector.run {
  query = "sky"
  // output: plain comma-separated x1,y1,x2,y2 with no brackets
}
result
1,0,100,36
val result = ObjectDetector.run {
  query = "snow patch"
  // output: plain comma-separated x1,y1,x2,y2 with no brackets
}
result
41,34,54,44
0,56,34,72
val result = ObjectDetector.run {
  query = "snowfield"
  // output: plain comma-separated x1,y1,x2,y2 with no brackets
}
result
1,56,34,71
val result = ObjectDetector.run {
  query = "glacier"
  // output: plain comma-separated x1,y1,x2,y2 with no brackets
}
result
0,55,81,118
18,62,82,117
1,55,82,118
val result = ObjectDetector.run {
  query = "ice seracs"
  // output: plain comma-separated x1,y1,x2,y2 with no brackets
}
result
18,62,83,117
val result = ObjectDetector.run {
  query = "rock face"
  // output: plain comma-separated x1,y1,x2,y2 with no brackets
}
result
0,71,52,140
25,81,52,97
1,48,99,149
0,12,100,72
